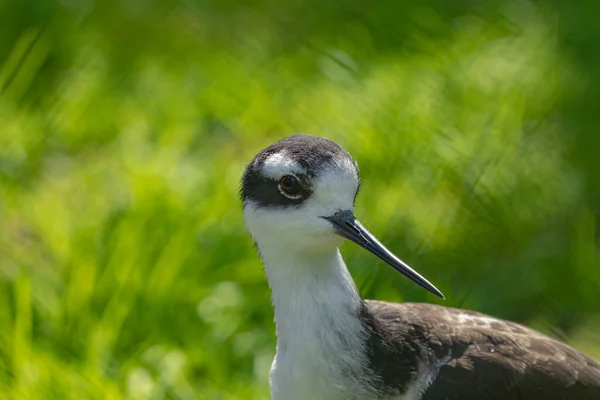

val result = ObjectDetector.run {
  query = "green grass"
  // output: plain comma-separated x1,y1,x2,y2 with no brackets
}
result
1,1,599,398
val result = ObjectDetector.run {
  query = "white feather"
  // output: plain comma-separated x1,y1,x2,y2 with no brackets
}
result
262,151,306,180
244,163,380,399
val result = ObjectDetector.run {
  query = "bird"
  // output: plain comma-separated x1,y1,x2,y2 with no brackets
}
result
239,134,600,400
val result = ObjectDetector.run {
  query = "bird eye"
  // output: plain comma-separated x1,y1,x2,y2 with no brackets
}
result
279,175,301,197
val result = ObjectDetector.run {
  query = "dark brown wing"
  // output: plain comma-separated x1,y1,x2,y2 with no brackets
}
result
364,300,600,400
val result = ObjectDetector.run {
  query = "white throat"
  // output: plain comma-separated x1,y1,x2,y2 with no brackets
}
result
258,243,377,400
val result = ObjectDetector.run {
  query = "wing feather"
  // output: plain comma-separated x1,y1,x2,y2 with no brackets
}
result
363,300,600,400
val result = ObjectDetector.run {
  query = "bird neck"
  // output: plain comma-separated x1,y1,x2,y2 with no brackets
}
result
261,246,364,341
260,245,375,398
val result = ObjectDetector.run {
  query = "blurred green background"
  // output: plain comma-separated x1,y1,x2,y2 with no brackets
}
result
1,0,600,399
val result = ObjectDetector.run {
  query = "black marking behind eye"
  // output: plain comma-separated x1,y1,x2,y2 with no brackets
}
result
242,171,311,207
240,134,359,208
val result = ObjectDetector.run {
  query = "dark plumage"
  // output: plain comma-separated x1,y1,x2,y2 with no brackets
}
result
362,300,600,399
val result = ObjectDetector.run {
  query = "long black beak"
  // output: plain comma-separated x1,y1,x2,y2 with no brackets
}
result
323,210,444,299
